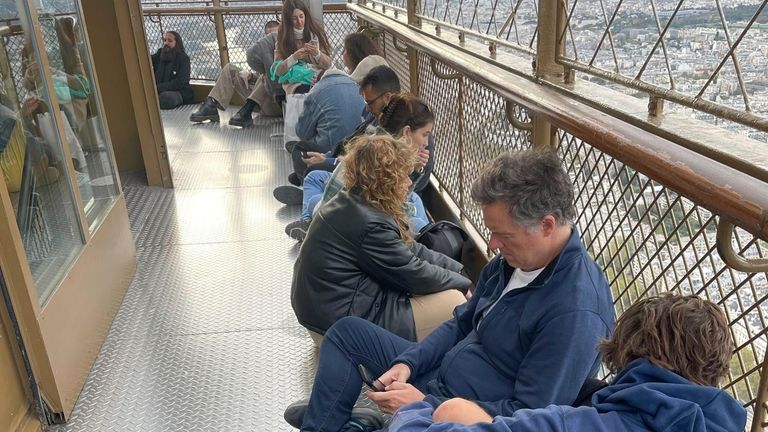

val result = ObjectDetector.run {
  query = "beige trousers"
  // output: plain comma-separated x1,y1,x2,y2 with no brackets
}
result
307,289,467,348
208,63,281,117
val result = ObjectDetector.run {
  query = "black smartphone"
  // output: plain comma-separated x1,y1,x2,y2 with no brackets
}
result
300,150,310,159
357,364,383,392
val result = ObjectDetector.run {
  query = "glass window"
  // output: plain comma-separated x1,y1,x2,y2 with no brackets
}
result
0,5,84,304
32,0,119,230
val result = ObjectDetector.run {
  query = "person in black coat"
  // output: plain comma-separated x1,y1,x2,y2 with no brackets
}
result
291,135,471,346
151,31,193,109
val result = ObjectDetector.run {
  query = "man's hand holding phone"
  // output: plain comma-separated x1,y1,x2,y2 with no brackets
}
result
302,151,325,166
360,363,424,414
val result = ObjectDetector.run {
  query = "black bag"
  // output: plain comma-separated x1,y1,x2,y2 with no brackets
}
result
415,221,469,263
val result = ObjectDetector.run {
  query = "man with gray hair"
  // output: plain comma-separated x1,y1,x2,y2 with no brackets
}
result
283,150,615,432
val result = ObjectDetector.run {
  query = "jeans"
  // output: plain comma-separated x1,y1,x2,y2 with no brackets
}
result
301,175,430,230
407,192,428,232
302,170,332,221
301,317,436,432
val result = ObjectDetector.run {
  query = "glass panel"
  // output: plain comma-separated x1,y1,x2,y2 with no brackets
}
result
33,0,119,229
0,3,84,304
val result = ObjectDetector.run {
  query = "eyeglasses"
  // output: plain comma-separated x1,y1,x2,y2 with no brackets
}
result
364,92,386,107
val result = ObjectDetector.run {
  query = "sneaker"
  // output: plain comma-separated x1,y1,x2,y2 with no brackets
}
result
189,97,221,123
283,398,308,428
285,219,311,242
273,185,303,206
283,399,384,430
288,172,302,187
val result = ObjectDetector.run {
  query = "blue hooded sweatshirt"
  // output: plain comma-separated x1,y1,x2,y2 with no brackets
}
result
388,359,747,432
393,229,615,416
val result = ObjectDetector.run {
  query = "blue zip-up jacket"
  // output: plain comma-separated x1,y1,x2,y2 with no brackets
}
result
392,229,614,417
388,359,747,432
296,70,365,153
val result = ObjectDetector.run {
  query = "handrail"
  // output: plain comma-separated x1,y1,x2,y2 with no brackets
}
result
349,3,768,241
140,3,348,15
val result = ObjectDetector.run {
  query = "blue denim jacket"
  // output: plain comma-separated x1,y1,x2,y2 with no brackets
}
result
296,70,365,152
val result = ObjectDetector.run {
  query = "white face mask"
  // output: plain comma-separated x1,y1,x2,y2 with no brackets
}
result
293,28,305,40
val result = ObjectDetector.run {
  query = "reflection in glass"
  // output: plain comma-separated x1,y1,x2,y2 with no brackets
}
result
32,1,119,229
0,6,83,304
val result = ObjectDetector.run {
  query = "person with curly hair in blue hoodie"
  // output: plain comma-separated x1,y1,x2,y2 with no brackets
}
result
283,150,616,432
388,293,747,432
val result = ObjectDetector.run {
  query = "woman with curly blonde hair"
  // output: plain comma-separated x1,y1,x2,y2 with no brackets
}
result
291,134,470,346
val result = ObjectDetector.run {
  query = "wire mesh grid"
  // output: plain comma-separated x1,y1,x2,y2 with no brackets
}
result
558,129,768,410
222,13,281,69
143,10,358,80
144,13,220,80
559,0,768,141
323,11,360,68
416,52,532,238
2,33,29,104
381,31,411,93
419,0,539,52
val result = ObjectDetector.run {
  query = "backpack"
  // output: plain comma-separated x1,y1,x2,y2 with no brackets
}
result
415,221,469,263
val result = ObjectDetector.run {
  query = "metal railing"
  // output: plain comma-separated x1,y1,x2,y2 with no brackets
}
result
360,0,768,145
137,1,768,430
140,2,358,81
352,2,767,430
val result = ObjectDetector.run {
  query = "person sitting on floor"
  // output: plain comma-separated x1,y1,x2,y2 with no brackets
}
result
283,150,616,432
280,92,434,242
271,0,331,95
387,294,747,432
151,31,193,110
290,134,471,348
297,64,434,195
281,31,386,175
189,20,282,127
280,67,365,188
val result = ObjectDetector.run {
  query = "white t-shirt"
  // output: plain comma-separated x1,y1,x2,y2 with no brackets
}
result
481,267,545,322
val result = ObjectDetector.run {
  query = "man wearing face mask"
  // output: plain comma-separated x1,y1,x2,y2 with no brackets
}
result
151,31,193,110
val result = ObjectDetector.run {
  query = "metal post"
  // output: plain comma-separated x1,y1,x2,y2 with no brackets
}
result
308,0,324,26
212,0,229,68
406,0,421,95
531,0,566,149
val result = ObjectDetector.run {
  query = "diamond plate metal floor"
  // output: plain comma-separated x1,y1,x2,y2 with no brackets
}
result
48,105,315,431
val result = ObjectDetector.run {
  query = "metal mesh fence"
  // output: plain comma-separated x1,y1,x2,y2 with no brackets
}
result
416,52,532,238
143,13,220,80
558,129,768,409
142,10,357,80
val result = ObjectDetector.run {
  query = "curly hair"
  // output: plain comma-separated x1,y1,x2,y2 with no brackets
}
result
599,294,732,386
343,135,418,243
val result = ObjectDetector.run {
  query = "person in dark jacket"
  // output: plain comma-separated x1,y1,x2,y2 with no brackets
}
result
151,31,193,109
291,134,471,347
284,150,615,432
388,294,747,432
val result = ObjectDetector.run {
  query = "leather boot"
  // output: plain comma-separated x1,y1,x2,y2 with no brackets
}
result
189,97,221,123
228,99,258,128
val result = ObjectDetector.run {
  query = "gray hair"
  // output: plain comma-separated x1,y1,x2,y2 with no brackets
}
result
470,150,576,230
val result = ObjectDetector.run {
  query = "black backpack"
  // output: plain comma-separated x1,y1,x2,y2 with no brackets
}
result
415,221,469,262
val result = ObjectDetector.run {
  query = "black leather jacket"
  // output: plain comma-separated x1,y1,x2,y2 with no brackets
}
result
291,190,472,341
